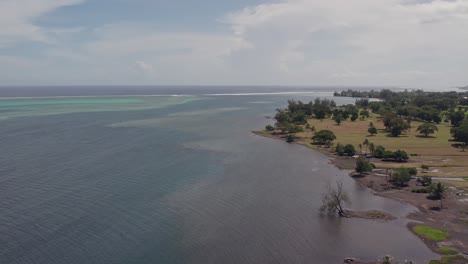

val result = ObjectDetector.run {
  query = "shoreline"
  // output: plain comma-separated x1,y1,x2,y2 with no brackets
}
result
253,131,468,263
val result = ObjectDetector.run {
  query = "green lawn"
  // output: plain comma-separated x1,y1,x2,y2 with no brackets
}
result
438,246,458,255
412,225,449,241
294,114,468,178
430,255,467,264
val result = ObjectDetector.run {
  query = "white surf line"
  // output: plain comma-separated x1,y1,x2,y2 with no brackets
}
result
0,94,195,100
203,91,334,96
0,91,334,100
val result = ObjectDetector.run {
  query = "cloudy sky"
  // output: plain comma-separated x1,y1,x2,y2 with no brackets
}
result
0,0,467,88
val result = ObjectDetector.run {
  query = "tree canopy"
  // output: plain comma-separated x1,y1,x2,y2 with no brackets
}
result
312,130,336,146
451,120,468,150
388,117,410,137
416,123,438,137
355,156,373,175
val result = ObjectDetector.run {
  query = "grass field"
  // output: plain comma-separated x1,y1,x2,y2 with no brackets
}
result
295,114,468,178
412,225,449,241
429,255,467,264
438,247,458,255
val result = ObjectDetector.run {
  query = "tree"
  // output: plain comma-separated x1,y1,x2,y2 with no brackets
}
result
305,123,311,137
312,130,336,147
393,150,409,162
449,110,465,127
421,164,430,173
320,180,350,216
310,125,316,135
335,143,345,156
416,123,438,137
428,182,448,209
360,110,370,119
388,117,410,137
333,115,343,125
369,143,375,156
355,156,373,175
363,139,369,155
417,176,432,186
287,124,304,134
344,144,356,156
368,126,378,136
383,112,398,129
313,105,330,120
374,145,386,158
451,120,468,151
383,150,396,160
391,167,412,187
274,109,291,126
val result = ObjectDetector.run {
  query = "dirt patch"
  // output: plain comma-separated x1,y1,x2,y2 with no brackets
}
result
344,210,396,220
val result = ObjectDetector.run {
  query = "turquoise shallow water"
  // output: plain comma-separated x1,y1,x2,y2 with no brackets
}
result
0,98,143,107
0,96,200,120
0,90,437,264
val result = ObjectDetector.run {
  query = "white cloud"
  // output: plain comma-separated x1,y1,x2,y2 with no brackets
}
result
135,60,157,79
220,0,468,87
0,0,85,46
1,0,468,87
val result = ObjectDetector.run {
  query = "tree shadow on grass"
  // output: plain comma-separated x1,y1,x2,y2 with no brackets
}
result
385,134,409,138
416,135,436,139
450,143,466,152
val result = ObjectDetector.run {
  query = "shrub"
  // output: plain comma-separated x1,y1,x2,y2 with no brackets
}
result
394,150,409,162
391,167,412,187
356,156,373,175
265,125,275,131
421,164,430,172
335,143,345,156
417,176,432,186
407,167,418,176
368,126,378,136
383,150,395,160
343,144,356,156
374,145,386,158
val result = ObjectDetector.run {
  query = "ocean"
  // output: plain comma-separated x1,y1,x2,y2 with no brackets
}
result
0,86,437,263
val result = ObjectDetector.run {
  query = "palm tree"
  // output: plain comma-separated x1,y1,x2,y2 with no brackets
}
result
369,143,375,156
305,123,311,137
363,139,369,155
431,182,448,209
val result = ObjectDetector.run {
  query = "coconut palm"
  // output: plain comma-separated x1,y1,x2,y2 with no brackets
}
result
363,139,369,155
369,143,375,156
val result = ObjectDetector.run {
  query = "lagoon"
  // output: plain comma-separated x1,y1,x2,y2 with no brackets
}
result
0,87,437,263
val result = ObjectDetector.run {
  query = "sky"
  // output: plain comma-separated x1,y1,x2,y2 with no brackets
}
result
0,0,467,88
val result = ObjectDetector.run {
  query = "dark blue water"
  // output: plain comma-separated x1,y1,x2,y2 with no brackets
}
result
0,85,389,97
0,87,437,263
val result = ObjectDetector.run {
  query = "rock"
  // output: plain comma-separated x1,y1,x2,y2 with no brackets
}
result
344,257,356,263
